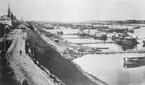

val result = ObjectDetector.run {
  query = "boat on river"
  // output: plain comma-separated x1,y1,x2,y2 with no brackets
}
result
123,56,145,68
93,34,107,40
112,32,138,48
143,40,145,47
124,57,145,62
115,36,138,47
133,26,141,29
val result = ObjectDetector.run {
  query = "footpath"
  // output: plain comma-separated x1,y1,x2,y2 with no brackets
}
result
6,29,56,85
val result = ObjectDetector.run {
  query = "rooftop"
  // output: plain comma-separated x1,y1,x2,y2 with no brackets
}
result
0,15,11,20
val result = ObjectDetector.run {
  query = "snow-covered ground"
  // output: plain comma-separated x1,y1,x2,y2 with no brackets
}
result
46,27,79,34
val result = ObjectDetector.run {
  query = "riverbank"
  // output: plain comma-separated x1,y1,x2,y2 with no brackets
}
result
27,28,109,85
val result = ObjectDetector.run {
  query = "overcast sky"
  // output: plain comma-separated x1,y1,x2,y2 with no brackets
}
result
0,0,145,22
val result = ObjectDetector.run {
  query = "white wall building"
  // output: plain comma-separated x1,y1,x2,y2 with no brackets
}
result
0,15,12,26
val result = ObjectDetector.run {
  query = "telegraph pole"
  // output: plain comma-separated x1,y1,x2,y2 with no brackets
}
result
4,25,5,51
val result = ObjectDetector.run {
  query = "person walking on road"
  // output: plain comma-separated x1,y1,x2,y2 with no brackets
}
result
20,50,22,55
22,79,29,85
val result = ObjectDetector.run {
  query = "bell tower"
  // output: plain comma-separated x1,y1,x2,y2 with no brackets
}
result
7,3,11,17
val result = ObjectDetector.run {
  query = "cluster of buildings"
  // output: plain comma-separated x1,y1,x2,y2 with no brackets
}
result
0,4,17,26
0,4,17,52
0,4,18,37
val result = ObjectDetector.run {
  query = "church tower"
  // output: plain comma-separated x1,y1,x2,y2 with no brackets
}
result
7,3,11,17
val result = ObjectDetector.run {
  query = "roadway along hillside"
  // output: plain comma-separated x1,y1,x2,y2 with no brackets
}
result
5,29,56,85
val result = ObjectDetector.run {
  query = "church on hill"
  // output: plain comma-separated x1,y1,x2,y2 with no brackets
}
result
0,4,17,26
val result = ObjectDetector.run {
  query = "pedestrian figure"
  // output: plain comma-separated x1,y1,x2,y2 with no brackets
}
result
22,79,29,85
20,50,22,55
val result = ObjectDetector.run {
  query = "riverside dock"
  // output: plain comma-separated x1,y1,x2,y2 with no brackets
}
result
68,49,145,55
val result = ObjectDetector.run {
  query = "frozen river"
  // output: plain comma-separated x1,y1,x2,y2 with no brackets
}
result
73,53,145,85
72,27,145,85
48,25,145,85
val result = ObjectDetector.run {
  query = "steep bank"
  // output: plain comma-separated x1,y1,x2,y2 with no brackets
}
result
27,29,109,85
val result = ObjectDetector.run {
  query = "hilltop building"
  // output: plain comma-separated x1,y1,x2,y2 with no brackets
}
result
0,4,17,26
0,4,17,38
0,15,11,25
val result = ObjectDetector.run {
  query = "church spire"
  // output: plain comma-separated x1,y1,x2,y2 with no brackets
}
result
7,3,11,17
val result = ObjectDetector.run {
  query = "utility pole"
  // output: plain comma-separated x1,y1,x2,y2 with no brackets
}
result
4,25,5,51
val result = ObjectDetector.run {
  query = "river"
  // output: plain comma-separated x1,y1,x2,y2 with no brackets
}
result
61,26,145,85
73,53,145,85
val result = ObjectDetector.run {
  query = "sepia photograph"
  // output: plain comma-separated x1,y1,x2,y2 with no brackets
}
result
0,0,145,85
